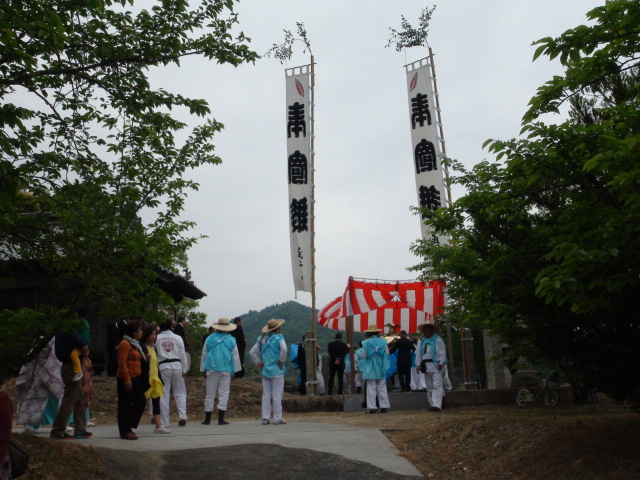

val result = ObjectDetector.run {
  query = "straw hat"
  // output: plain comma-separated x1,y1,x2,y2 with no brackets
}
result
213,317,237,332
262,318,285,333
418,322,439,334
363,324,383,334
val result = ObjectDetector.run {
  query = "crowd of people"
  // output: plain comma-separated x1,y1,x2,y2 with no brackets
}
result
311,322,451,413
9,314,292,441
7,314,448,449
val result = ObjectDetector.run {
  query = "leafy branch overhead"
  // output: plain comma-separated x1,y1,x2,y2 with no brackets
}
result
0,0,258,381
265,22,312,63
409,0,640,405
387,6,436,51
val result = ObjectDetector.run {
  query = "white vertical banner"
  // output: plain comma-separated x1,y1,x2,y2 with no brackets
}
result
286,65,312,292
406,58,448,245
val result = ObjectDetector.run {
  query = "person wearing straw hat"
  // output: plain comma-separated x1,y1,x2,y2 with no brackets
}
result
200,317,242,425
416,321,447,411
249,319,287,425
360,325,391,414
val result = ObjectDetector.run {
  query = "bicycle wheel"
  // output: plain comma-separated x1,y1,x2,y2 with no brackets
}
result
544,389,559,406
516,389,530,406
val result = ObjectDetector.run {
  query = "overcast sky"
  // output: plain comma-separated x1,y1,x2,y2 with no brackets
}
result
151,0,603,321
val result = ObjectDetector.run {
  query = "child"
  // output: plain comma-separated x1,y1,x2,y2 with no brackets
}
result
70,312,91,382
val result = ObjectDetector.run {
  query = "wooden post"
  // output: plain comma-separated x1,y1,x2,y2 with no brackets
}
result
346,276,356,394
462,327,477,390
309,54,318,395
428,47,474,389
346,314,355,394
304,330,316,394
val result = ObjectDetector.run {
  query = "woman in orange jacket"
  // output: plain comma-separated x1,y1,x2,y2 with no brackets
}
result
117,320,147,440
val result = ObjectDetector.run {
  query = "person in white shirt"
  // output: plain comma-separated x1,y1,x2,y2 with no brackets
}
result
415,322,448,411
156,320,189,428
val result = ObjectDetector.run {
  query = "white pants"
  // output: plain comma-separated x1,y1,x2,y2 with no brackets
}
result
261,375,284,422
365,378,390,410
424,364,444,409
159,368,187,427
411,367,426,391
204,371,231,412
342,372,363,394
316,371,325,395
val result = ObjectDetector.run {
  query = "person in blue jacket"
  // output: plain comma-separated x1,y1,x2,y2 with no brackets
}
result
250,319,288,425
360,325,391,414
200,317,242,425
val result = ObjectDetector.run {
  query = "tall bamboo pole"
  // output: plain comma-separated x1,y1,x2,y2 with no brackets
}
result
427,47,460,389
308,55,318,395
347,276,356,394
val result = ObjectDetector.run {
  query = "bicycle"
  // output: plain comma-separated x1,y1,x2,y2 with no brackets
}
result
516,376,560,407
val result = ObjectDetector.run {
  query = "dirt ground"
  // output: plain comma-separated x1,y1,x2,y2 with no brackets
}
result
4,377,640,480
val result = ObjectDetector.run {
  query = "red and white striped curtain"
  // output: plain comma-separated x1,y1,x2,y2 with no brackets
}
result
318,279,445,333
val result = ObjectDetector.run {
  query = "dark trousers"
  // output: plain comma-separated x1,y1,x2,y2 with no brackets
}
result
299,368,307,396
107,349,118,377
151,397,160,416
236,350,246,378
328,365,345,395
51,363,87,436
117,376,147,437
398,363,412,391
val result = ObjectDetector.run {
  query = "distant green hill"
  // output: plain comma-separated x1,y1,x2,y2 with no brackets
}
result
233,300,364,377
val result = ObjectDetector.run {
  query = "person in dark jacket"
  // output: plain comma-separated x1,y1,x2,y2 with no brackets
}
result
174,317,188,349
230,317,247,378
202,326,215,346
0,390,12,478
106,320,120,377
394,330,415,392
174,316,191,371
50,326,91,439
116,316,129,342
327,333,349,395
296,335,307,395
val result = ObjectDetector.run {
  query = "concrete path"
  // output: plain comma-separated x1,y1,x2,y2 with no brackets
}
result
25,421,423,478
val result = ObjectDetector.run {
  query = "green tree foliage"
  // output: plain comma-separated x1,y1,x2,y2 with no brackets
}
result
237,300,343,349
410,0,640,404
264,21,311,63
0,0,257,382
386,6,436,51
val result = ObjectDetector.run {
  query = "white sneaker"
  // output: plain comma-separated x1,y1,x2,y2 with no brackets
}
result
155,426,171,434
72,373,83,382
65,426,74,434
87,421,96,426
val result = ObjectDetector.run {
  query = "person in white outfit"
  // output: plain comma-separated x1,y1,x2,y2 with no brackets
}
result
415,322,448,411
156,320,189,427
249,319,287,425
200,317,242,425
